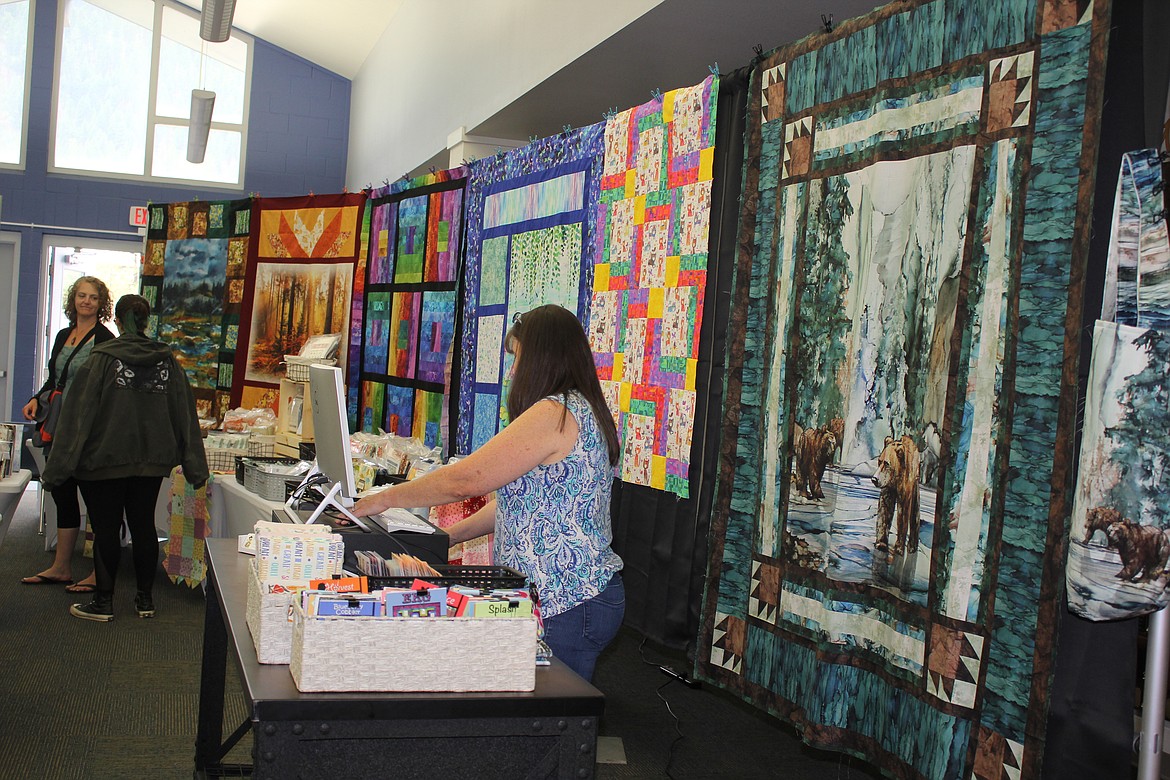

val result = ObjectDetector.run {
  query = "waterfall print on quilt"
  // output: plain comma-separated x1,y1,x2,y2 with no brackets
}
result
697,1,1110,778
141,199,251,420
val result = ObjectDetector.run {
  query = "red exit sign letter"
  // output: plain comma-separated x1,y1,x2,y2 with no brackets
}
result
129,206,149,227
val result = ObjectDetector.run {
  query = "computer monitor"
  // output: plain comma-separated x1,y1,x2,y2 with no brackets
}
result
287,364,362,525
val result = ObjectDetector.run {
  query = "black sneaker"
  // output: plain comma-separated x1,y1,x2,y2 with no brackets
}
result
71,597,114,622
135,592,155,619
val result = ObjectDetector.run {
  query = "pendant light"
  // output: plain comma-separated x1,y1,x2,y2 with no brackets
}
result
199,0,236,43
187,89,216,164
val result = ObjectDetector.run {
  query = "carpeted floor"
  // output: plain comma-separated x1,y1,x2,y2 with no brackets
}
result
0,482,879,779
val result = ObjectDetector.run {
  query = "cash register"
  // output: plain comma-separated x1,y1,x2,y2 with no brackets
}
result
273,364,449,567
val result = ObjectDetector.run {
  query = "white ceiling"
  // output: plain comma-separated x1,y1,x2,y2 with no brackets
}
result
177,0,892,175
176,0,403,78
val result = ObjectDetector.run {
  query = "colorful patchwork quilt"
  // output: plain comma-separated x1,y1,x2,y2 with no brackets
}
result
456,126,605,454
697,1,1110,778
162,468,212,587
591,75,718,497
141,198,252,420
231,193,367,410
351,168,467,449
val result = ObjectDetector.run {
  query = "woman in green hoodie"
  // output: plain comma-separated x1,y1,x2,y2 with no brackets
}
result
42,294,209,622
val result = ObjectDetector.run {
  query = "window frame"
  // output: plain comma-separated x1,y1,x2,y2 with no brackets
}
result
0,0,36,172
48,0,252,189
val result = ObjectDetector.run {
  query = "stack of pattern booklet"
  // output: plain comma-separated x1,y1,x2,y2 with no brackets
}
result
254,520,344,585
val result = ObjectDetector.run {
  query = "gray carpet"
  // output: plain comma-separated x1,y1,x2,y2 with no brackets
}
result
0,482,879,779
0,483,252,780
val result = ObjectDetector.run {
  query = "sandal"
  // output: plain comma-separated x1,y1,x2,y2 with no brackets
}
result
65,582,96,594
20,574,73,585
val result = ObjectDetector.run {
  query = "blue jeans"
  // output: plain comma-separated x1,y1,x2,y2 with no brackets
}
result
542,573,624,682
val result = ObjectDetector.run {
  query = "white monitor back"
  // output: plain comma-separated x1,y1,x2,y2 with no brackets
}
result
307,364,357,506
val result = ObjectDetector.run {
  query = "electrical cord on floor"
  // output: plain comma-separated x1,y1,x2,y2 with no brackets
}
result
638,635,701,779
656,677,686,780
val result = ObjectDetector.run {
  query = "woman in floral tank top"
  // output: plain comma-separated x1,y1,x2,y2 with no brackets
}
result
354,305,624,681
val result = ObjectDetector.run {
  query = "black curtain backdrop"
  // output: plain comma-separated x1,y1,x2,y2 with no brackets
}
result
1042,2,1147,777
610,66,751,652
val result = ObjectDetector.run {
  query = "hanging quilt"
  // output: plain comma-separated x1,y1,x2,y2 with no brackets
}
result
697,2,1110,778
162,467,212,587
590,75,719,498
232,193,367,410
141,198,252,420
350,168,467,449
456,126,605,454
1068,149,1170,620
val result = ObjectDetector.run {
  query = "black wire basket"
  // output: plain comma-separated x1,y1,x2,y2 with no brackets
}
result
365,565,527,592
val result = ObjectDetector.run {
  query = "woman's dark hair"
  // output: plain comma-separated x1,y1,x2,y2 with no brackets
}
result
505,305,620,464
64,276,113,324
114,294,151,336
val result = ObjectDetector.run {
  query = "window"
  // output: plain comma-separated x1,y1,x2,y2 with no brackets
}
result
0,0,34,169
51,0,251,186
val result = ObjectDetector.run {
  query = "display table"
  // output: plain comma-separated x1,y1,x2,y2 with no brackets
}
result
211,477,286,538
0,469,31,549
195,539,604,779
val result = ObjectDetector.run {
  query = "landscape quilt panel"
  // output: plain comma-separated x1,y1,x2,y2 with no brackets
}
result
696,2,1110,778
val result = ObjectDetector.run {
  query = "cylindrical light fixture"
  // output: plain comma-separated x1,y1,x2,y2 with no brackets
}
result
187,89,216,164
199,0,236,43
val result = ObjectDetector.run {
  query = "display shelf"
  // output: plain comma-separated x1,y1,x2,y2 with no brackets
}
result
277,379,314,442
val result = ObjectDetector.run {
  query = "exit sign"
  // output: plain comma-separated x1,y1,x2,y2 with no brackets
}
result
129,206,149,227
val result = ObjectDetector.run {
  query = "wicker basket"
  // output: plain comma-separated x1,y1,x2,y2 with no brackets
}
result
289,601,537,692
243,458,301,501
246,562,297,664
284,356,337,383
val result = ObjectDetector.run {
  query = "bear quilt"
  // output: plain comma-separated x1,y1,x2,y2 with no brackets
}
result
697,1,1110,778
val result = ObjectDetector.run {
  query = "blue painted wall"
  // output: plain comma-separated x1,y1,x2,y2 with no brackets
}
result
1,0,351,419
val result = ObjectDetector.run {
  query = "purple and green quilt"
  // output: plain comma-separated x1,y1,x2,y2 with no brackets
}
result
352,168,466,449
456,126,605,454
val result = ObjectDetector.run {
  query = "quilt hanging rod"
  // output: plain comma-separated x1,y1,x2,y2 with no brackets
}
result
0,220,142,238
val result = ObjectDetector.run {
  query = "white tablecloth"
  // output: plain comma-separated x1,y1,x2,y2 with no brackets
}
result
211,476,287,538
0,469,31,549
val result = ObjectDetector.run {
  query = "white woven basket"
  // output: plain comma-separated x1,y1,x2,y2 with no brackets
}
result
289,602,536,692
245,562,297,664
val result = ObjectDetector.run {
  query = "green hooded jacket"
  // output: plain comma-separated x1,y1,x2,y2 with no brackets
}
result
42,333,209,490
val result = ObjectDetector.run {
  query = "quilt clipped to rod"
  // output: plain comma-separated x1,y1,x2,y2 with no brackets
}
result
231,193,368,410
456,125,605,455
350,167,467,450
141,198,252,421
590,74,719,498
697,1,1110,778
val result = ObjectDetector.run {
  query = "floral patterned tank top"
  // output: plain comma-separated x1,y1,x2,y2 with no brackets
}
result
494,391,622,618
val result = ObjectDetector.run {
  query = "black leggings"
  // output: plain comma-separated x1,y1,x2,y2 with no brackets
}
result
49,477,83,530
77,476,163,595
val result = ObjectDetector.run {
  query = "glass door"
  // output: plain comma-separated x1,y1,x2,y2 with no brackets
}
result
36,238,142,391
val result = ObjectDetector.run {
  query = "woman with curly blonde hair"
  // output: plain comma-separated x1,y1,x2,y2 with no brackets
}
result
20,275,115,590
